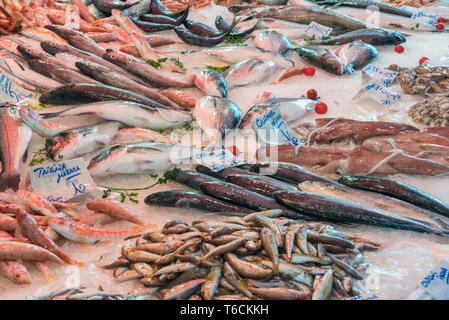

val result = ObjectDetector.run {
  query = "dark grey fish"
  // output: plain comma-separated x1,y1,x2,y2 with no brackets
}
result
74,60,180,109
199,181,308,220
196,164,256,179
150,0,186,18
144,190,253,215
274,190,448,236
174,19,239,47
127,14,176,32
141,5,189,25
170,169,221,190
338,176,449,218
295,46,344,75
225,174,297,197
39,83,169,108
310,28,406,45
314,0,414,18
215,16,259,38
335,40,378,72
184,20,222,37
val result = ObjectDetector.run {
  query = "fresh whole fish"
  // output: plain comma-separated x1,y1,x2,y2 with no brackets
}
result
171,169,221,190
334,41,378,73
297,181,449,231
39,83,170,108
92,0,141,13
163,278,206,300
45,122,121,161
174,19,239,47
338,176,449,218
295,46,345,75
0,231,31,285
247,286,309,300
312,269,333,300
225,173,298,197
114,128,171,144
184,20,223,37
201,266,222,300
29,59,99,84
86,199,143,225
202,46,295,68
225,253,273,280
224,59,276,88
150,0,186,17
310,28,406,45
193,96,242,139
144,190,253,214
239,98,316,130
0,241,64,264
17,45,78,71
0,107,32,192
215,16,260,38
274,190,447,235
87,143,192,176
253,31,291,55
186,68,227,97
20,27,69,44
42,101,192,130
102,50,192,88
141,7,189,26
313,0,414,18
74,60,180,109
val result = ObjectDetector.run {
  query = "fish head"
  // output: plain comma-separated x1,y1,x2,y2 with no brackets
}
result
40,41,69,55
87,145,124,176
45,132,79,161
17,45,42,61
322,51,344,75
102,49,132,68
390,31,406,44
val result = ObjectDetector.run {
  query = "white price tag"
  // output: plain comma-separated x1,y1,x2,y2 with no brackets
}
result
30,158,97,203
0,71,33,104
361,82,401,107
411,10,438,27
420,259,449,300
251,104,303,146
362,64,398,87
193,148,247,172
304,21,333,39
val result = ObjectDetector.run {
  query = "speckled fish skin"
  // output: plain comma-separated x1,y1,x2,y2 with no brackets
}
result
29,59,99,85
274,190,448,236
186,68,227,97
0,107,32,192
45,121,121,161
144,190,253,214
86,199,144,225
253,31,291,55
87,143,192,176
338,175,449,218
193,96,242,138
43,101,192,130
224,59,276,88
238,98,315,129
335,41,378,72
296,46,344,75
310,28,406,45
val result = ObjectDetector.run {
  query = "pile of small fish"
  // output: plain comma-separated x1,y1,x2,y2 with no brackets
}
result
105,209,381,300
408,94,449,127
145,162,449,236
390,63,449,96
382,0,437,8
28,285,151,300
0,188,153,285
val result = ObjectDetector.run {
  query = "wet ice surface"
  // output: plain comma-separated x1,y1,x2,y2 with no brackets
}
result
2,2,449,300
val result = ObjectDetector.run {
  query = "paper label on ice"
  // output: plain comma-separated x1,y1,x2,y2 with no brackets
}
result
304,21,333,39
30,158,97,203
193,148,247,172
345,293,379,300
252,104,304,147
362,82,401,107
420,259,449,300
0,71,33,104
411,10,438,27
362,64,398,87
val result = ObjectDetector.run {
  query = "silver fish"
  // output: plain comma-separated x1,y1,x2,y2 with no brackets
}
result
46,121,121,161
295,46,345,75
186,68,227,97
334,40,378,73
0,107,32,191
253,31,291,55
224,59,276,88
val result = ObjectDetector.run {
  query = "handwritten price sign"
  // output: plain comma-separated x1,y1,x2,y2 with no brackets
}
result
363,82,401,107
420,259,449,300
193,148,247,172
30,158,97,202
0,71,33,104
305,22,333,39
362,64,398,87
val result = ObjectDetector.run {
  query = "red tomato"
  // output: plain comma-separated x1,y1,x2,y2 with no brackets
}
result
314,102,328,115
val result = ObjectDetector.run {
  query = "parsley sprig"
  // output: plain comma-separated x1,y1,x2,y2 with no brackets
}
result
29,148,51,167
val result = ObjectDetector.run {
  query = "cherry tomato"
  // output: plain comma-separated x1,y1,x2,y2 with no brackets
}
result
419,57,429,65
394,45,404,53
307,89,318,100
314,102,328,115
435,23,445,30
228,145,239,156
437,17,447,23
304,66,316,76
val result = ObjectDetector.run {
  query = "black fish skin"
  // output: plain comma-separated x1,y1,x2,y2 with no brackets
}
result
215,16,259,38
338,176,449,218
274,190,447,236
184,20,222,37
141,5,189,25
144,190,253,215
310,29,406,45
150,0,186,18
225,174,297,197
171,170,221,190
175,19,239,47
196,165,256,179
313,0,413,18
199,181,309,220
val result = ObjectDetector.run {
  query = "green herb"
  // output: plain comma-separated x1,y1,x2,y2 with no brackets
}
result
29,148,51,167
147,58,168,69
170,57,184,69
98,167,181,204
321,36,331,40
58,154,64,160
225,35,247,46
304,34,316,42
35,88,46,95
150,174,158,178
205,64,230,74
416,23,420,28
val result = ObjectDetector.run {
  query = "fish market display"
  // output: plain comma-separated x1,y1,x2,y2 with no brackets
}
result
0,0,448,302
105,209,381,300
